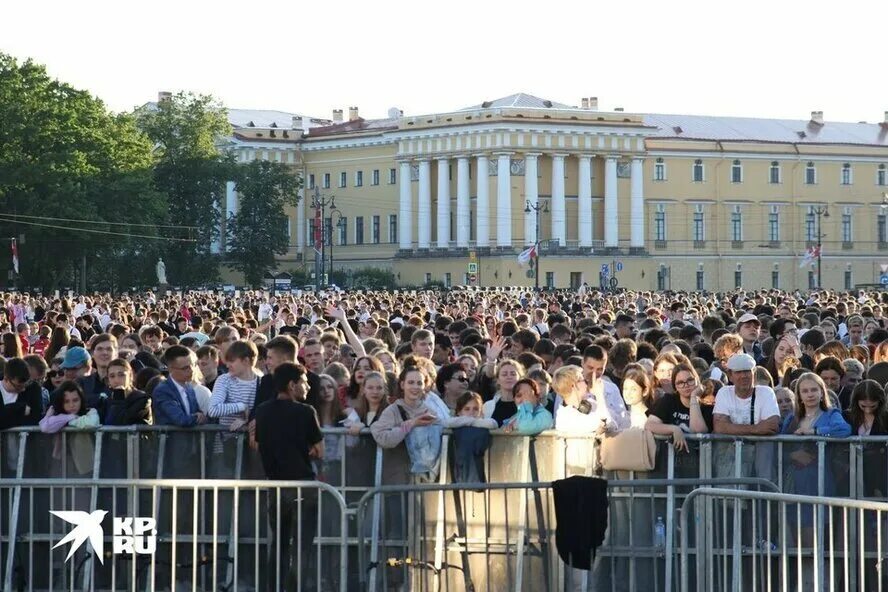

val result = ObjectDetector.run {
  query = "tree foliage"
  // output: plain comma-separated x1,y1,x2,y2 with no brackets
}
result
0,53,165,291
226,160,301,286
136,92,233,286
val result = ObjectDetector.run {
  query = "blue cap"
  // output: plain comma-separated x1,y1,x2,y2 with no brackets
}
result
60,346,91,369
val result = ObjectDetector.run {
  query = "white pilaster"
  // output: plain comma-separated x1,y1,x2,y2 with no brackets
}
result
456,157,470,248
418,159,431,249
436,158,451,249
551,154,566,246
630,157,645,249
604,156,619,248
524,153,540,245
476,154,490,247
578,155,593,247
224,180,238,251
496,153,512,247
399,161,412,249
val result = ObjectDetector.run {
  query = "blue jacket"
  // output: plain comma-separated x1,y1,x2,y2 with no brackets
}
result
152,380,200,427
508,402,554,436
780,408,852,437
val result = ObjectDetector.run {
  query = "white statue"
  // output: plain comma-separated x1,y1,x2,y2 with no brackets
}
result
156,258,167,285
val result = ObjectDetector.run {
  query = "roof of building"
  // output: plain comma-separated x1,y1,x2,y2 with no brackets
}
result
643,113,888,146
460,92,574,111
306,116,399,138
227,108,329,129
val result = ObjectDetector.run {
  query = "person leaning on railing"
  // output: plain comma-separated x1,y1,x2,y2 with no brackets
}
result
644,363,711,453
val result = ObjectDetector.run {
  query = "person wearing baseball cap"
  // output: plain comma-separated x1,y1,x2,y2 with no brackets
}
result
713,353,780,478
60,346,92,381
736,313,763,362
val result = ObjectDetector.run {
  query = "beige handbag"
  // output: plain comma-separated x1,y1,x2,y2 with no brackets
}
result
599,428,657,471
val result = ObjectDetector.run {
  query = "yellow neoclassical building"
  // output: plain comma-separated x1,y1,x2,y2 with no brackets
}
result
215,93,888,291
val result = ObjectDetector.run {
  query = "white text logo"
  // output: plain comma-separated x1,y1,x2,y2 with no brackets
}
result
51,511,157,563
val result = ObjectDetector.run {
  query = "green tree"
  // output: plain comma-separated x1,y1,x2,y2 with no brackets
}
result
227,160,301,286
137,92,233,286
0,53,166,291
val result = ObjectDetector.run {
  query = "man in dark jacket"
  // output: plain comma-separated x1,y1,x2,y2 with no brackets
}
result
0,358,42,430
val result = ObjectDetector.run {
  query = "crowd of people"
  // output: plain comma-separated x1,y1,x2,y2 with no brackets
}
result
1,287,888,493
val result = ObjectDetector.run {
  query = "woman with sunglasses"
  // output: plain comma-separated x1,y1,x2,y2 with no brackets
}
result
435,363,470,413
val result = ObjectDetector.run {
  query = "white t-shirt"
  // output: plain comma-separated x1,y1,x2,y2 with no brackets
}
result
713,385,780,426
1,382,17,406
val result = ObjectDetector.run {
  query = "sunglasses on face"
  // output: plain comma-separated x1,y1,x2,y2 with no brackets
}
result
47,371,62,379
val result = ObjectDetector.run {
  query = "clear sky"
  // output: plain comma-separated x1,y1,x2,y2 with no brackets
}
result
3,0,886,124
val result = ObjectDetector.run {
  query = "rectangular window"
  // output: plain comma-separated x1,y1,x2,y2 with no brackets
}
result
356,170,364,187
355,216,364,245
323,173,331,189
389,214,398,243
806,164,816,185
842,212,852,243
424,272,432,285
372,215,380,244
338,217,348,245
842,165,852,185
308,219,317,247
693,210,705,241
339,172,347,188
769,211,780,242
731,209,742,242
657,268,667,291
805,210,816,242
731,162,742,183
654,208,666,241
371,169,379,186
444,272,451,288
879,214,887,243
845,270,852,291
545,271,555,289
692,161,704,182
879,168,887,187
654,161,666,181
772,271,779,289
389,168,397,184
696,271,704,291
734,271,742,289
769,163,781,184
308,174,316,189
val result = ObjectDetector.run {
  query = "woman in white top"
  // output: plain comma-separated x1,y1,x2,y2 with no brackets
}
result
621,364,654,428
551,365,614,434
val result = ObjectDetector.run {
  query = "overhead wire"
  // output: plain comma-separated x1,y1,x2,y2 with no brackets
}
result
0,213,198,229
0,215,196,242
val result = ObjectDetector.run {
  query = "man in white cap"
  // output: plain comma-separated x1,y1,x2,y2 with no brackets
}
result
736,313,763,362
713,352,780,481
713,353,779,437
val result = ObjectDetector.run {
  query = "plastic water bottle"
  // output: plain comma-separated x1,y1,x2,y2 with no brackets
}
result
654,516,666,548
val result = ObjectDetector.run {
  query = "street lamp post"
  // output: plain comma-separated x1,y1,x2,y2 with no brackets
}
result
329,207,344,287
310,186,336,290
524,199,549,290
813,205,829,289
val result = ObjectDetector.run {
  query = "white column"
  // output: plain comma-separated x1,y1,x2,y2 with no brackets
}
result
456,156,470,248
551,154,566,246
418,159,431,249
630,157,645,249
523,153,540,245
476,154,490,247
296,187,306,250
436,158,451,249
399,161,412,249
604,156,619,248
496,153,512,247
223,180,238,251
578,155,593,247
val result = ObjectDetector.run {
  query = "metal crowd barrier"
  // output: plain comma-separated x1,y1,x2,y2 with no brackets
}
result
680,488,888,592
4,428,888,590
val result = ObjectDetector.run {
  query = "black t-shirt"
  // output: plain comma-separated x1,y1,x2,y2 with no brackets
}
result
254,398,323,480
491,400,518,427
648,395,714,433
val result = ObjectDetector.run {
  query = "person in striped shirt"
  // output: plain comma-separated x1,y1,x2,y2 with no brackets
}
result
208,340,261,461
